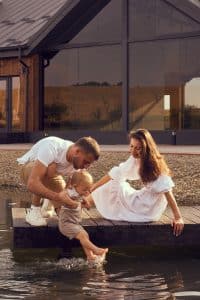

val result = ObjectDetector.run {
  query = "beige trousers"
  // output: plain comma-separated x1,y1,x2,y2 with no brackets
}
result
20,161,66,208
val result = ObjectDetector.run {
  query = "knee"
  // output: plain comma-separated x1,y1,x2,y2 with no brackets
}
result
45,175,66,192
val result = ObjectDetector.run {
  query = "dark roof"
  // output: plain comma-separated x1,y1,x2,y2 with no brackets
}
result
0,0,200,58
0,0,70,50
0,0,111,57
164,0,200,23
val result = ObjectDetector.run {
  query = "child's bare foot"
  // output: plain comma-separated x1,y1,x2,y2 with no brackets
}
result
87,248,108,262
93,247,108,256
87,252,97,261
87,251,107,265
95,252,106,263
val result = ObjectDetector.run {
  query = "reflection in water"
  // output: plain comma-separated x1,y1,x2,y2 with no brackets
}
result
0,190,200,299
0,249,177,300
174,291,200,297
82,268,173,300
0,247,200,300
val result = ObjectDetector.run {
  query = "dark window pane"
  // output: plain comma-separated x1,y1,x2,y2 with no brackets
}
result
129,37,200,130
45,46,122,131
184,78,200,129
129,0,200,41
0,79,6,129
69,0,122,44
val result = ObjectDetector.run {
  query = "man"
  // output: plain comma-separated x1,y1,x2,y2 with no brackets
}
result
17,136,100,226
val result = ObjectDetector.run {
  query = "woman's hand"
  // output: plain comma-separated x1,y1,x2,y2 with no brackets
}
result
171,217,184,236
90,174,111,192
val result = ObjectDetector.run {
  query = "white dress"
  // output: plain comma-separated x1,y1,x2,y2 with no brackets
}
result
92,156,174,222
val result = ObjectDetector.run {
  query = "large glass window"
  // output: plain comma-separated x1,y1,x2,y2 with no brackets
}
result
0,76,23,131
184,78,200,129
44,45,122,131
129,0,200,41
0,79,6,129
69,0,122,44
12,77,24,131
129,37,200,130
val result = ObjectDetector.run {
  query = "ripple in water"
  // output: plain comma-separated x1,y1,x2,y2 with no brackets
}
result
51,256,107,271
173,291,200,297
0,248,200,300
82,272,173,300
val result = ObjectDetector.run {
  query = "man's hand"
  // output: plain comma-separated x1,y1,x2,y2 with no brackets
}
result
58,190,79,209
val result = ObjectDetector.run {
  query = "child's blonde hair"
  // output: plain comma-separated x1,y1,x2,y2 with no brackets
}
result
70,170,93,188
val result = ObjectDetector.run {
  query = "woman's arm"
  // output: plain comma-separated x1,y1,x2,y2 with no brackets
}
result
90,174,111,192
164,190,184,236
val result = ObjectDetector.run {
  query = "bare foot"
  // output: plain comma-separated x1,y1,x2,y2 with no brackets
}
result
87,251,107,264
93,247,108,256
95,252,106,263
87,251,97,261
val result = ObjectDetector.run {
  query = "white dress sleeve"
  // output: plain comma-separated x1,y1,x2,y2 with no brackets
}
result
151,174,174,193
108,156,140,181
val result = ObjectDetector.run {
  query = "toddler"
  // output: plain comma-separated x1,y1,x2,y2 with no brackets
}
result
58,169,108,262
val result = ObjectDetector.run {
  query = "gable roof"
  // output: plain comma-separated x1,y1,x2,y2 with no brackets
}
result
0,0,200,58
0,0,71,50
164,0,200,23
0,0,110,57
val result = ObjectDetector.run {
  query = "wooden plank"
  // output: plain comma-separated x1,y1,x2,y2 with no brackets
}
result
160,213,171,224
83,208,114,226
178,207,200,224
81,208,99,227
164,206,193,224
191,206,200,217
11,207,200,249
12,208,30,227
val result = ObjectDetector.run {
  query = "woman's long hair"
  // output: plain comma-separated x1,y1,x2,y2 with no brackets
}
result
129,129,171,184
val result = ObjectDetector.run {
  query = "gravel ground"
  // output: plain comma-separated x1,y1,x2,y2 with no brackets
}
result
0,150,199,206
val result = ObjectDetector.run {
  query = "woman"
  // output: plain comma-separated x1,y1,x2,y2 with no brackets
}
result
85,129,184,236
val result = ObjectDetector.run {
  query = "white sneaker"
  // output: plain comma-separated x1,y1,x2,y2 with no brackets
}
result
25,207,47,226
41,198,57,218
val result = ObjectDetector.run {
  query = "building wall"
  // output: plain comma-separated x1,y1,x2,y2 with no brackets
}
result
0,55,40,131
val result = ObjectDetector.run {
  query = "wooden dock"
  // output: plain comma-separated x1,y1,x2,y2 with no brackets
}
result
11,206,200,249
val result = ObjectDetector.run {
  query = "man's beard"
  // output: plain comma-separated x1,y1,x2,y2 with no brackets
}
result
72,156,80,169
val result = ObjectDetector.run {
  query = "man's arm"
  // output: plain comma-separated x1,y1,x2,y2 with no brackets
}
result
27,160,78,208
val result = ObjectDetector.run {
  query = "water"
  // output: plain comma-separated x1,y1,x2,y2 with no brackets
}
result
1,191,200,300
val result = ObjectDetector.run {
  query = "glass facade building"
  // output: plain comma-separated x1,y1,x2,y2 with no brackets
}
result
44,0,200,141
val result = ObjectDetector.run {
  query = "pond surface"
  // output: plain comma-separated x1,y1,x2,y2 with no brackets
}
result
0,190,200,300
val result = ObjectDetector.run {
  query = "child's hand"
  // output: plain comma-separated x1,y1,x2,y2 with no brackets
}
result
81,197,91,209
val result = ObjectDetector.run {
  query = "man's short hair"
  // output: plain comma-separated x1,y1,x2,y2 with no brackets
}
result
75,137,100,160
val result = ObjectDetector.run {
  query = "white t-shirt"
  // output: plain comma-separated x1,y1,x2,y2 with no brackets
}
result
17,136,75,176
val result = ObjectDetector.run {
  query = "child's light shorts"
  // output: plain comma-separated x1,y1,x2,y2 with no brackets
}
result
58,207,87,240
